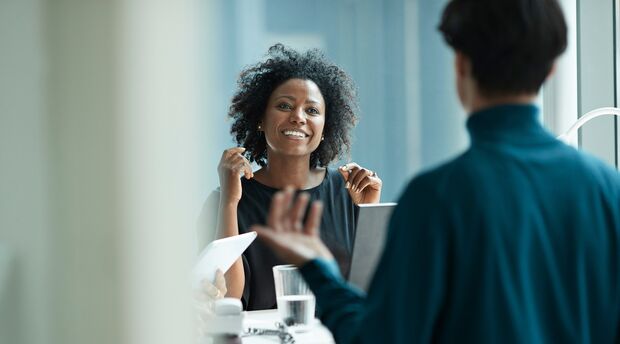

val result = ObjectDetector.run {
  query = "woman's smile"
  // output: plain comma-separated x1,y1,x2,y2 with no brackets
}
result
281,128,310,140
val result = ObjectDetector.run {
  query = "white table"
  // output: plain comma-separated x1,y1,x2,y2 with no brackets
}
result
242,310,334,344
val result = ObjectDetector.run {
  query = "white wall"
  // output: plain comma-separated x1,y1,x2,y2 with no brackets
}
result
578,0,617,166
542,0,618,167
45,1,123,342
0,1,206,343
543,0,579,139
116,0,203,343
0,1,50,343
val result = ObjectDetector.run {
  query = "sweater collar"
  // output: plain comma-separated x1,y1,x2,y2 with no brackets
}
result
466,104,555,146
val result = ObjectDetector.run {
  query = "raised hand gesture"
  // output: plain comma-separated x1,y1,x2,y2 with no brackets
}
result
252,189,334,267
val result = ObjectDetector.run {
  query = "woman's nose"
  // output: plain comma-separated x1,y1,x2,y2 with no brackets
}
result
289,107,307,124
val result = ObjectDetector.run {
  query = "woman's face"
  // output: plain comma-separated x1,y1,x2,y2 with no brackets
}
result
261,78,326,160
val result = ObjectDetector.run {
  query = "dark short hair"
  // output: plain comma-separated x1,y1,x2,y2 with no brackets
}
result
438,0,567,96
229,44,358,168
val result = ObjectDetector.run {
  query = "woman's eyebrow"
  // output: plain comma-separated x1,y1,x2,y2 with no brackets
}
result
275,95,321,104
275,95,296,101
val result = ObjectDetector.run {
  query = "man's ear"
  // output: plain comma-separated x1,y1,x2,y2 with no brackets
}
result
545,62,557,81
455,51,470,78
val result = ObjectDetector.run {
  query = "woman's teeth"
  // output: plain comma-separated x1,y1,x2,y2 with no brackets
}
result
283,130,306,138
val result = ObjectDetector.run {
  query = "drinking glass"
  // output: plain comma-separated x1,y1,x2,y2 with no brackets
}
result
272,264,316,329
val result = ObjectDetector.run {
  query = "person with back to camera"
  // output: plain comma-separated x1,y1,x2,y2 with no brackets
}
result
251,0,620,343
199,44,383,311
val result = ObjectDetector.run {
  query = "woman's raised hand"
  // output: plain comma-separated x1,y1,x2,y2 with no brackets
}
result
218,147,253,205
339,162,382,204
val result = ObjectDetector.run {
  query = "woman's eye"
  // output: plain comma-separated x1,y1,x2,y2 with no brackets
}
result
277,103,292,110
307,107,320,115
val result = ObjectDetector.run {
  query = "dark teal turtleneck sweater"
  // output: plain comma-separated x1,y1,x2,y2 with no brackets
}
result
300,104,620,343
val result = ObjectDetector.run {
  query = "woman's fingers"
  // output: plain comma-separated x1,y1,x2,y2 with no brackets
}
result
346,167,364,192
351,168,374,192
341,162,361,171
340,161,382,194
223,146,246,158
341,161,379,193
203,280,220,298
240,158,253,179
355,178,372,193
229,155,253,179
214,269,227,296
346,167,362,190
340,163,361,184
219,147,246,166
338,165,350,182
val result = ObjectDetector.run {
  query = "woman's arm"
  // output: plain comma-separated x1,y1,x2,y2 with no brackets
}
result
216,201,245,298
216,147,254,298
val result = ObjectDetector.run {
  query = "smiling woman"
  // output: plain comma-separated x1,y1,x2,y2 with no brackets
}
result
260,78,326,160
199,44,383,311
230,43,358,169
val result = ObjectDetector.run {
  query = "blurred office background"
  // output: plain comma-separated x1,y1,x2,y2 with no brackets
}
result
203,0,620,202
205,0,466,203
1,0,618,343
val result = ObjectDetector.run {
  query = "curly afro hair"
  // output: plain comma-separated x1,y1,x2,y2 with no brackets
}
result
229,43,359,168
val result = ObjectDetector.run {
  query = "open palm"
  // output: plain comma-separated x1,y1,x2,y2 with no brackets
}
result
252,189,334,267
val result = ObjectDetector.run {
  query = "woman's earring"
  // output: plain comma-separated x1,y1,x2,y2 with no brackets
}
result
257,124,262,131
321,136,324,141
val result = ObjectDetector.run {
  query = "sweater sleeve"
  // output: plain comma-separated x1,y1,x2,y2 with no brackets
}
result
299,258,366,343
300,174,452,343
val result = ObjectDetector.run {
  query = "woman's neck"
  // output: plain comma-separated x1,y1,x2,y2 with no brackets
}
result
255,153,325,190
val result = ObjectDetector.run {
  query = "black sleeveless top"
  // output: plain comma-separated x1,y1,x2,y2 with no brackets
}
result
237,168,357,310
